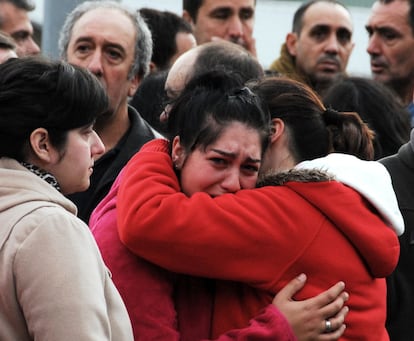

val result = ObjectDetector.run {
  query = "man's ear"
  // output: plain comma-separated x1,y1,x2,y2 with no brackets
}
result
149,61,157,73
29,128,55,163
128,74,141,97
269,118,285,144
171,136,186,170
286,32,298,57
182,10,194,25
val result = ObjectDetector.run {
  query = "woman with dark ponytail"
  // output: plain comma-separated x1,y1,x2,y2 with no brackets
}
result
321,108,374,160
251,77,374,163
117,76,403,340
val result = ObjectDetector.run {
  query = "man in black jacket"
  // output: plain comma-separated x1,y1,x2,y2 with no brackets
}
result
380,127,414,341
59,1,161,223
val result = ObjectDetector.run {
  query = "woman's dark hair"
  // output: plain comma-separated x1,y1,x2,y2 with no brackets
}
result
166,70,270,155
323,76,411,159
251,76,375,161
0,56,108,161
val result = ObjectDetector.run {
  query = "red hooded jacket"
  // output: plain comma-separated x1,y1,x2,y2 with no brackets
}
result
117,139,401,340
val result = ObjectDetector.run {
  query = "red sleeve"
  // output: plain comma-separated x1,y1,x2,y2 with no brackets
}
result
209,305,297,341
90,168,180,341
90,158,296,341
117,139,304,287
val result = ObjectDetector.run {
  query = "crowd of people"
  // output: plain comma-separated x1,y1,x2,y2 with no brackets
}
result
0,0,413,340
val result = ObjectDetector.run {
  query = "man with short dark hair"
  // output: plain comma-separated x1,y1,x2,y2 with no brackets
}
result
0,0,40,56
268,0,354,96
182,0,257,56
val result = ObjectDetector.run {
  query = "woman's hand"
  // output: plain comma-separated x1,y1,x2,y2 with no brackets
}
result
273,274,349,341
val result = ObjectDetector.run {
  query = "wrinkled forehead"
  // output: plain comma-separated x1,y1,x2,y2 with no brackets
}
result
368,0,410,29
71,7,136,44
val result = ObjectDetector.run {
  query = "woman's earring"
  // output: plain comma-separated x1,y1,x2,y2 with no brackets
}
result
172,156,179,170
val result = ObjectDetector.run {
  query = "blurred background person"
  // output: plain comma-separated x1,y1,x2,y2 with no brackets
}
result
268,0,354,97
182,0,257,57
129,7,197,134
366,0,414,126
323,76,411,159
139,7,196,72
130,70,169,135
380,127,414,341
0,0,40,56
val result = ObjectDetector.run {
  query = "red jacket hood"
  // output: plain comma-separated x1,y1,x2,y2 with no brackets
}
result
285,180,399,278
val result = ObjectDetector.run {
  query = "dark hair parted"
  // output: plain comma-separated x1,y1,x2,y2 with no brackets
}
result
251,76,374,161
0,56,109,161
166,70,270,155
292,0,349,33
323,76,411,159
139,8,193,70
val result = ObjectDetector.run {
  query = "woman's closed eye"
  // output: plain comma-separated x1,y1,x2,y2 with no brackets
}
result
210,157,228,167
242,164,259,174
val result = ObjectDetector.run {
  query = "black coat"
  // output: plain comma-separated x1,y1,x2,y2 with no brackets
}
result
380,133,414,341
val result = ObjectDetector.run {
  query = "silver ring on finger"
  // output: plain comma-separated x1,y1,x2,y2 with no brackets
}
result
325,319,332,333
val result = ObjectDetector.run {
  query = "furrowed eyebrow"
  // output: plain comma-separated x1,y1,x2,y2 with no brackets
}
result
211,148,261,163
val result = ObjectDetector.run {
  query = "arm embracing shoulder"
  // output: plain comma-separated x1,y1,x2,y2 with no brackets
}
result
117,139,299,286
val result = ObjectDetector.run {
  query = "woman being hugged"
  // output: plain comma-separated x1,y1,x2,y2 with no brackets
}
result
0,57,133,341
118,76,403,340
91,71,349,340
